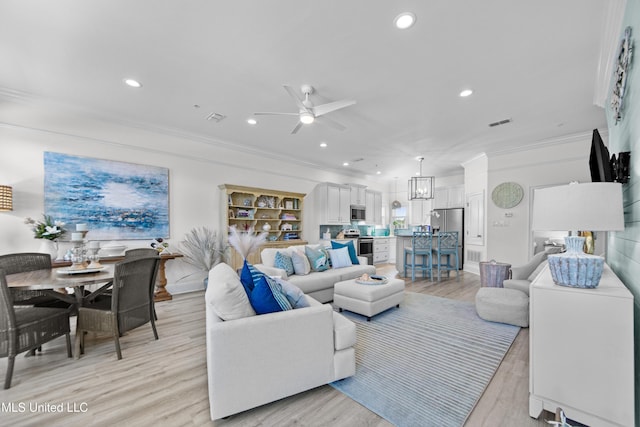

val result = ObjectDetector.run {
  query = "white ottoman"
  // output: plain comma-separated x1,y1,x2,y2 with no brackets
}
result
475,287,529,327
333,278,405,321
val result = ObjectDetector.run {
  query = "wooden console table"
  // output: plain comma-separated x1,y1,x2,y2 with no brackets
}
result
53,252,183,302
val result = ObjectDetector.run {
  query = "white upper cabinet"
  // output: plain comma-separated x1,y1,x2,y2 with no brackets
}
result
365,190,382,225
327,183,351,224
349,184,367,206
434,185,465,209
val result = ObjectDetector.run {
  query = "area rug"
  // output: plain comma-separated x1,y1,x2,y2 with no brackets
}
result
330,292,520,427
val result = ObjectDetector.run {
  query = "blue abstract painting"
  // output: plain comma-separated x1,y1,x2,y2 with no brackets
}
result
44,152,169,240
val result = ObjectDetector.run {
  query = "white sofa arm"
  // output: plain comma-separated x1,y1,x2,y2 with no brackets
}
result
253,263,288,279
206,303,334,420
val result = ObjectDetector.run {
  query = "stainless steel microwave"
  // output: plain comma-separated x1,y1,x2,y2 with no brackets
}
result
350,206,365,221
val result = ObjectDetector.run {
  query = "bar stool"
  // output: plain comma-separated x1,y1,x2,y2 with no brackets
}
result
404,231,433,281
432,231,459,280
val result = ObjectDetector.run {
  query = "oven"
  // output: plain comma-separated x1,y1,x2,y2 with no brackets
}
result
357,237,374,265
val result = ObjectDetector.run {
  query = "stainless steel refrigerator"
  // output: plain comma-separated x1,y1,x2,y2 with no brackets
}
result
431,208,464,269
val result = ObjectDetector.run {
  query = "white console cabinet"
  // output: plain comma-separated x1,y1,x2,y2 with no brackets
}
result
529,264,634,427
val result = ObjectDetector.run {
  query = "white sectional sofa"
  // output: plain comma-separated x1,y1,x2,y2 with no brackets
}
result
254,244,376,303
205,263,357,420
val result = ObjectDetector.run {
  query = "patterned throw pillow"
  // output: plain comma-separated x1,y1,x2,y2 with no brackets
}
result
274,251,295,276
274,277,310,308
305,245,329,272
328,247,353,269
248,275,293,314
331,240,360,265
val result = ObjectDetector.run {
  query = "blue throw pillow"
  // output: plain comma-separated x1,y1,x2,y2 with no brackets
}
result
274,277,310,308
240,260,268,296
331,240,360,265
274,251,295,276
305,246,329,272
248,275,293,314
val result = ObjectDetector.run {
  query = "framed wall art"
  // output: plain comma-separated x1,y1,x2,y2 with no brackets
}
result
44,152,170,240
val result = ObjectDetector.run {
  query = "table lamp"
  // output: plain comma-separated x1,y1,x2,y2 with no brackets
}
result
531,182,624,288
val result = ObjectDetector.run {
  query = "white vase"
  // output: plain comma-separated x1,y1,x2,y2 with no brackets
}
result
38,239,59,260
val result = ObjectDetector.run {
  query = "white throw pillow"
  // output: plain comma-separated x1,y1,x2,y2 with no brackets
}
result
205,263,256,320
527,260,548,282
328,247,353,269
291,250,311,275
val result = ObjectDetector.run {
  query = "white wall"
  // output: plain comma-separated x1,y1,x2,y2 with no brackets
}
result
485,132,596,266
0,107,385,294
462,154,489,274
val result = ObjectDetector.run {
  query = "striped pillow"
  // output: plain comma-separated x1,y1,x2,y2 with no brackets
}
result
249,275,293,314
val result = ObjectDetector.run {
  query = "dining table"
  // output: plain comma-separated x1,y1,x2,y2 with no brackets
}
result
6,265,115,358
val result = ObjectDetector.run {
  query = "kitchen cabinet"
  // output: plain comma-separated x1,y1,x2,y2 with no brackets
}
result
388,237,397,263
349,184,366,206
328,184,351,223
365,190,382,225
409,199,432,226
529,264,634,427
372,237,389,264
434,185,465,209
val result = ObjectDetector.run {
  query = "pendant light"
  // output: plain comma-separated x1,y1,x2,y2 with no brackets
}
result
408,157,434,200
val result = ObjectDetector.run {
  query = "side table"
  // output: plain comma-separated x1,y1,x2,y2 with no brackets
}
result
479,260,511,287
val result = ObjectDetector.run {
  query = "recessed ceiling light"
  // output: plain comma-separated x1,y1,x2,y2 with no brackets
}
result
124,78,142,88
460,89,473,97
343,162,349,166
247,118,257,125
320,142,327,148
376,171,382,175
394,12,416,30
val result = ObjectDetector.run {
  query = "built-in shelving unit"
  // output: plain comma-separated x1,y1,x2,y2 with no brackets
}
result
219,184,307,269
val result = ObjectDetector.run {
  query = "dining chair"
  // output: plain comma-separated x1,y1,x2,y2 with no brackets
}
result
0,268,73,389
432,231,460,280
0,253,60,306
124,248,160,320
403,231,433,281
77,257,160,359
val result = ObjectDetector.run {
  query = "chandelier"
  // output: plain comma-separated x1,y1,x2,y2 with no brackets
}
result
408,157,434,200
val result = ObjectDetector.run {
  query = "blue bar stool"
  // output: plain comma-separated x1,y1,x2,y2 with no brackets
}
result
404,231,433,281
432,231,459,280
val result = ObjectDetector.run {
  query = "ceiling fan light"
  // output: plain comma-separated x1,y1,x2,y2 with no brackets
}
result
394,12,416,30
300,112,315,124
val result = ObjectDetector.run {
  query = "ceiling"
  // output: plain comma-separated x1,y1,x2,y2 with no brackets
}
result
0,0,610,180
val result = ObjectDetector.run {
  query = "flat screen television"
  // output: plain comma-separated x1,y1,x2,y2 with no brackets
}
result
589,129,614,182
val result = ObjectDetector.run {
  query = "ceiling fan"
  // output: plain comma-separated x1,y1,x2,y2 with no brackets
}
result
254,84,356,134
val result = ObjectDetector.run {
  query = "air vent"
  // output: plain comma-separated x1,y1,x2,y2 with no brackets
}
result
206,112,226,123
488,118,512,127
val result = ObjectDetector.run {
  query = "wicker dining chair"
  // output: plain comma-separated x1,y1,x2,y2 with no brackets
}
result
0,252,60,306
77,257,160,359
0,268,73,389
124,248,160,320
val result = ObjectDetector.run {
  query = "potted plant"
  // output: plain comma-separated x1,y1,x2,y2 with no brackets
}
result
180,226,227,289
24,214,67,259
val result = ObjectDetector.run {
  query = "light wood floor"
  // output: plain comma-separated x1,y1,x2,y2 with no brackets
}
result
0,265,556,427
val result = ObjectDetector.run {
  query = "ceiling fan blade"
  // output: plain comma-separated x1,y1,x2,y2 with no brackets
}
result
254,112,299,116
315,115,346,131
282,85,308,111
290,121,304,134
312,99,356,117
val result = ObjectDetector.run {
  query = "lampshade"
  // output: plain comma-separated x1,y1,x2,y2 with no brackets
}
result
532,182,624,231
408,157,434,200
531,182,624,289
0,185,12,211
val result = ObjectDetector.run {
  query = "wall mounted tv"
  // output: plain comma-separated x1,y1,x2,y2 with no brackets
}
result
589,129,614,182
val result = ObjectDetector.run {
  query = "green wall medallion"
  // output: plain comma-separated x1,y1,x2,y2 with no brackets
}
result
491,182,524,209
